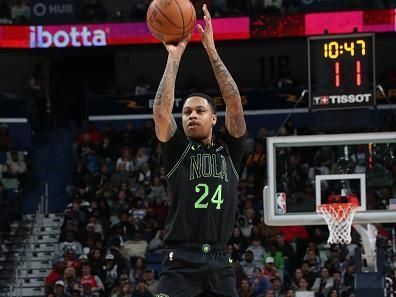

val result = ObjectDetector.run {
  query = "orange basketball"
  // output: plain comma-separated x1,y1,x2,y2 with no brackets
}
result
146,0,196,44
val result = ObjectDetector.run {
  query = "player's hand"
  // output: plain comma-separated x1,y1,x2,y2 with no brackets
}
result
164,34,191,60
197,4,216,53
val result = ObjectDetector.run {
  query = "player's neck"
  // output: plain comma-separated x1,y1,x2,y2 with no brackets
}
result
192,135,213,147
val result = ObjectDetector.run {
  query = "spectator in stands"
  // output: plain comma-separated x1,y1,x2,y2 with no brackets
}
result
300,262,316,288
6,151,26,180
331,271,347,295
251,267,272,296
271,277,283,296
64,267,78,297
229,226,249,258
111,163,130,187
147,176,166,202
275,233,295,273
119,123,140,148
93,163,111,188
0,124,12,151
135,148,149,170
237,214,253,238
134,76,151,96
57,231,83,258
84,146,100,174
88,247,104,275
140,120,155,148
99,253,123,295
75,263,104,296
247,237,266,263
77,134,96,160
240,250,257,279
100,136,117,162
296,277,313,296
132,279,153,297
45,258,67,294
10,0,30,23
129,257,145,283
264,244,284,271
137,162,151,185
116,148,136,173
238,278,255,297
122,231,148,260
311,267,333,297
142,267,158,294
147,229,165,254
111,281,132,297
54,280,66,297
342,263,355,291
262,257,281,281
303,248,321,275
291,268,304,291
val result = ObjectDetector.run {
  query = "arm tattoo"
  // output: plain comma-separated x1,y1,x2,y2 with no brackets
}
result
209,52,246,137
153,57,180,140
154,59,179,112
210,56,239,99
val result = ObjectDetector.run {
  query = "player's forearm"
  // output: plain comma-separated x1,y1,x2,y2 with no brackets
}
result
153,55,180,117
207,50,242,110
208,50,246,136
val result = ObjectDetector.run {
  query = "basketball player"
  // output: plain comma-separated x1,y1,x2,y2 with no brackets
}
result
152,4,246,297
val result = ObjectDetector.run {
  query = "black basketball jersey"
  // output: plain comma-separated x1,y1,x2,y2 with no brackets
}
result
160,128,244,244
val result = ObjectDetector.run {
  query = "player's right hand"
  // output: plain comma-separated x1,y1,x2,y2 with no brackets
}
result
164,34,191,60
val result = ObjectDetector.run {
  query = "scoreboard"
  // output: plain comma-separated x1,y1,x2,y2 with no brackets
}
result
308,34,376,110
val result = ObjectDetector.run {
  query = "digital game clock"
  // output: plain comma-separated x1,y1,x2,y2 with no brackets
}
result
308,33,376,110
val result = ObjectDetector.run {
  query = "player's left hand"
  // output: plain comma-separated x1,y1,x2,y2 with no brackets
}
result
197,4,216,53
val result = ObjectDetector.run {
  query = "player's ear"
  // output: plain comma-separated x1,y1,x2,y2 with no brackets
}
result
212,114,217,127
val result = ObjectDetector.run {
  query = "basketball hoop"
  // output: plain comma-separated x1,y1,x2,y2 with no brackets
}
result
317,203,359,245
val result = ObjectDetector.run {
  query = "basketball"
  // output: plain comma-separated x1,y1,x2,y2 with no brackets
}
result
146,0,196,44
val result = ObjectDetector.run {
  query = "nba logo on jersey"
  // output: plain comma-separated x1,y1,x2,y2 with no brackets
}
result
275,192,287,214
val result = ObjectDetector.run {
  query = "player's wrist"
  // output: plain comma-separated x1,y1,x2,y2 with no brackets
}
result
168,53,182,62
207,48,217,57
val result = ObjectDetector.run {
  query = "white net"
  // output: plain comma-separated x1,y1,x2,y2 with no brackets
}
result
317,203,358,245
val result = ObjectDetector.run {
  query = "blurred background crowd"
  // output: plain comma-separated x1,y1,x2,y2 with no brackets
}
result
36,116,396,297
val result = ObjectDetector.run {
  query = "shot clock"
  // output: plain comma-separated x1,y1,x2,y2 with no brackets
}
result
308,34,375,110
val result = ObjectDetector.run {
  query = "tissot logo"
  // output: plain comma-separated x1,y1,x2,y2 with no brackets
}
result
313,93,372,105
29,26,107,48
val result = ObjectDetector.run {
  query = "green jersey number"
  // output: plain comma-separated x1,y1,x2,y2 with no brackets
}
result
194,183,224,209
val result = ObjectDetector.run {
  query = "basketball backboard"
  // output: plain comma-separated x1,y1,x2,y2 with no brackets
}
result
263,132,396,226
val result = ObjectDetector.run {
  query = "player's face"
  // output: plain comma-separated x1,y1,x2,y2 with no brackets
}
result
182,96,217,141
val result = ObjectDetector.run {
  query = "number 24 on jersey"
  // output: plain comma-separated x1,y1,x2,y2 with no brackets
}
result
194,183,224,209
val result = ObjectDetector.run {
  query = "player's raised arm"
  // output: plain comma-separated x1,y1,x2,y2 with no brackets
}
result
197,4,246,138
153,36,190,142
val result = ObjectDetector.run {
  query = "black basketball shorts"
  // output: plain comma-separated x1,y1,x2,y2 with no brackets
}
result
155,244,238,297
